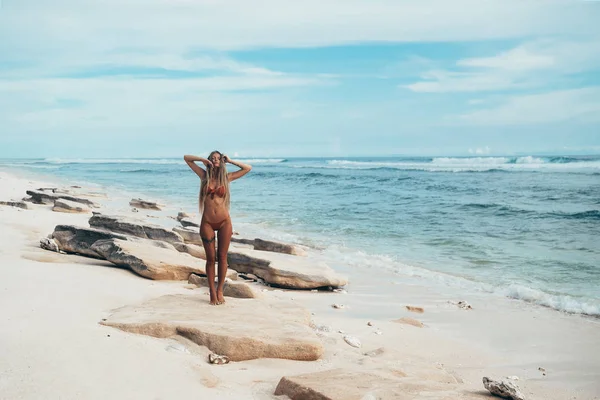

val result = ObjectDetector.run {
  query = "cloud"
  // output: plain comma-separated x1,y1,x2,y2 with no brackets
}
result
405,39,600,93
456,87,600,125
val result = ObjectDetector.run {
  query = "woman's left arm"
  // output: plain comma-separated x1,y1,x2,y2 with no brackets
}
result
225,155,252,181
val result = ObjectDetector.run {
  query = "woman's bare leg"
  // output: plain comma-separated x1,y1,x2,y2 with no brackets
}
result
200,221,217,305
216,218,233,304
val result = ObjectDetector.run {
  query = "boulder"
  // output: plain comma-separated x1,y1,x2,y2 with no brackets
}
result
0,200,29,209
179,217,199,228
91,239,209,280
274,369,407,399
482,377,525,400
52,199,91,214
173,242,206,260
228,248,347,289
26,189,99,208
89,214,183,245
173,226,202,245
188,274,257,298
129,198,162,211
50,225,173,259
231,237,256,246
254,238,307,256
101,294,323,362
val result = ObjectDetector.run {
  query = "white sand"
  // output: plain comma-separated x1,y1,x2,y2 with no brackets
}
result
1,169,599,399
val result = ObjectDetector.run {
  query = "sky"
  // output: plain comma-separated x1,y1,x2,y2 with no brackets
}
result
1,0,599,158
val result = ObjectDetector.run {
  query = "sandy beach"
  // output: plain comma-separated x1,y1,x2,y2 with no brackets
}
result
1,168,599,400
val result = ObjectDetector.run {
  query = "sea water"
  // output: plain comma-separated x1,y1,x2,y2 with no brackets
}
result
2,155,599,316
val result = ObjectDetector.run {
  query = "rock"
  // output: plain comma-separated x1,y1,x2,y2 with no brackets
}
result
393,317,424,328
179,217,199,228
176,211,195,221
26,189,99,208
482,377,525,400
253,238,307,256
188,274,256,298
231,237,256,246
274,369,405,399
40,238,59,252
367,321,373,326
406,306,424,314
449,300,473,310
101,294,323,362
343,335,361,348
129,198,162,211
173,242,206,260
91,239,209,280
0,200,29,209
332,304,345,309
208,353,230,365
228,248,348,290
52,199,91,214
173,226,202,245
51,225,133,258
89,214,183,245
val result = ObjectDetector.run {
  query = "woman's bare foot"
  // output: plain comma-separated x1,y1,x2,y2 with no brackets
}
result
217,288,226,305
209,290,218,305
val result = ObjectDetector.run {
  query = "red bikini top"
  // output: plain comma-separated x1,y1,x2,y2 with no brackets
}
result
206,185,226,197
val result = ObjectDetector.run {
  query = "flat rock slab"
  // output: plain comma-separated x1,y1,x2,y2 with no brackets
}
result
89,214,183,245
51,225,174,259
0,200,29,209
188,274,258,298
129,198,163,211
173,226,202,245
53,199,91,213
91,238,221,280
26,189,100,208
274,369,406,399
228,248,347,289
254,238,307,256
101,294,322,362
179,217,199,228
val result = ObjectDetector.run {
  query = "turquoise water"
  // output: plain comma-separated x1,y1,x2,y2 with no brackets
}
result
2,156,599,315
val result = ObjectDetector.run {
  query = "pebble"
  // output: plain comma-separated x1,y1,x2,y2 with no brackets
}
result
332,304,345,309
343,335,361,348
367,321,373,326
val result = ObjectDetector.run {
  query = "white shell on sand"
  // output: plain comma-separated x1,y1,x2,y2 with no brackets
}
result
343,335,361,348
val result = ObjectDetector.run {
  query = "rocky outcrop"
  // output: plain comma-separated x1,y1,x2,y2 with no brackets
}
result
0,200,29,209
129,198,162,211
91,239,208,280
188,274,257,298
483,377,525,400
274,369,405,399
179,217,199,228
173,242,206,259
228,248,347,289
26,189,99,208
89,214,183,245
101,294,323,361
176,211,196,221
254,238,307,256
173,226,202,245
52,199,91,214
51,225,131,258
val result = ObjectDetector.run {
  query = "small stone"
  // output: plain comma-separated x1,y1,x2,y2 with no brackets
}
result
208,353,230,365
333,288,347,294
338,330,345,334
483,377,525,400
406,305,424,313
132,207,138,212
343,335,361,348
367,321,373,326
332,304,345,309
374,330,382,335
538,367,546,372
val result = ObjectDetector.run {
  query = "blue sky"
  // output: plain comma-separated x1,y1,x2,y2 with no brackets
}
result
1,0,599,158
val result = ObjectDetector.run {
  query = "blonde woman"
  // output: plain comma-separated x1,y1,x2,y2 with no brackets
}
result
184,151,252,305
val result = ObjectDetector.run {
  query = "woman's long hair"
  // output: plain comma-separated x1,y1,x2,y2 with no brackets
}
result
199,150,230,213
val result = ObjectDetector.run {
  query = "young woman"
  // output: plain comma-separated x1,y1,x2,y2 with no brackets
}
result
184,151,252,305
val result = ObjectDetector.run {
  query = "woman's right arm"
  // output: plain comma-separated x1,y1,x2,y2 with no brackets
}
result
184,155,210,180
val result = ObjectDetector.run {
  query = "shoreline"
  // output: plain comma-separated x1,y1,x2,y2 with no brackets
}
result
0,168,599,399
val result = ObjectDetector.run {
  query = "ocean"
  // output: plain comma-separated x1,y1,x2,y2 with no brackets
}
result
1,155,599,316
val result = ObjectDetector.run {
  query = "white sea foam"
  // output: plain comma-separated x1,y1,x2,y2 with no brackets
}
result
42,158,182,165
236,158,286,163
497,284,600,316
